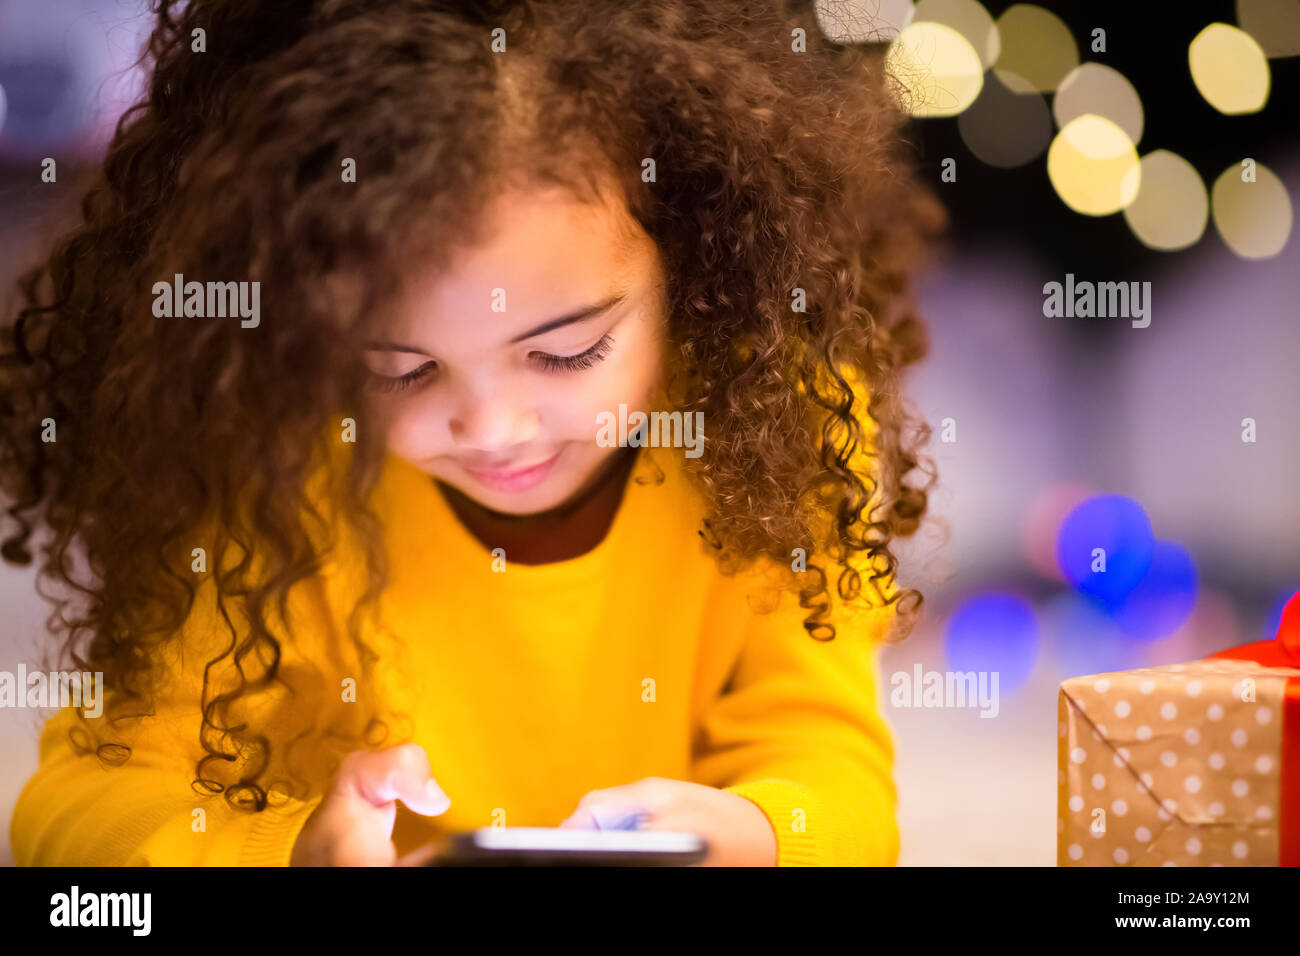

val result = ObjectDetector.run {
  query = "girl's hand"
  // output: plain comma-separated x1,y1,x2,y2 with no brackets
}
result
558,777,778,866
290,742,452,866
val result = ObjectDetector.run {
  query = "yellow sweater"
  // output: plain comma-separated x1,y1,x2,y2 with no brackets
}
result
11,424,901,867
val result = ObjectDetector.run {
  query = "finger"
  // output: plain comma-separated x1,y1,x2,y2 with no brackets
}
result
572,777,662,813
343,743,452,816
565,803,654,830
395,839,444,867
558,808,599,830
338,835,401,866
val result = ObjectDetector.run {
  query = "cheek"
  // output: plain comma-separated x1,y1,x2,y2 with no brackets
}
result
627,342,663,399
619,313,666,399
553,350,662,439
596,321,664,406
544,379,609,441
618,342,664,415
382,397,443,459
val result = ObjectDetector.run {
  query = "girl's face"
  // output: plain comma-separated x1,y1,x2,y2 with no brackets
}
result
364,183,667,516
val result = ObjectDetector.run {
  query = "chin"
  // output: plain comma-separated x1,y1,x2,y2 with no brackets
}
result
468,485,576,516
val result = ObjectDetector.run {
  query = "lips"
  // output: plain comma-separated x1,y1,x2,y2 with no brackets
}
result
460,451,561,493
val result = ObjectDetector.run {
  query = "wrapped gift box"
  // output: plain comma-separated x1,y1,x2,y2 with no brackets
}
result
1058,593,1300,866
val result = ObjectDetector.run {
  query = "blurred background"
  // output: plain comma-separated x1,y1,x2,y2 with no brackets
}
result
1,0,1297,865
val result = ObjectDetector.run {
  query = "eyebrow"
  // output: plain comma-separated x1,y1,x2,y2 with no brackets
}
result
364,294,627,355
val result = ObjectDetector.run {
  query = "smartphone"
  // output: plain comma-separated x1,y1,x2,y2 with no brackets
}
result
424,826,708,866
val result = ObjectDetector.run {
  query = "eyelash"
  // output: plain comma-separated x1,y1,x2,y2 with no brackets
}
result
531,333,615,373
371,333,616,393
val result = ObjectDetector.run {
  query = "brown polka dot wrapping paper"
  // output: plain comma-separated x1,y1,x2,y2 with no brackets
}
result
1060,593,1300,866
1058,656,1300,866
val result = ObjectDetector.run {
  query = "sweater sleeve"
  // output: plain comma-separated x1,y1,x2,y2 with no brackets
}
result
10,705,324,866
8,566,345,867
689,365,902,865
690,580,901,866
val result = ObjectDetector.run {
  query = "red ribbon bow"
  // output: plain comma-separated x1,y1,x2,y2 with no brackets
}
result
1209,590,1300,864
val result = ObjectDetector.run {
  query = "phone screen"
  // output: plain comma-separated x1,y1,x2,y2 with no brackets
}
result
425,826,708,866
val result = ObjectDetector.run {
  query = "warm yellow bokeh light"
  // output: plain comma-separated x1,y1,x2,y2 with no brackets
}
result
1122,151,1208,251
885,22,984,117
1047,114,1141,216
1236,0,1300,58
1211,162,1294,259
957,69,1053,168
913,0,1001,69
1189,23,1271,114
993,4,1079,92
1054,63,1144,146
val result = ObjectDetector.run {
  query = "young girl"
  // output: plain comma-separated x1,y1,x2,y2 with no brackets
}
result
3,0,942,866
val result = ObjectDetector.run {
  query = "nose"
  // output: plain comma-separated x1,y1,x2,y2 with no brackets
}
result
448,390,540,451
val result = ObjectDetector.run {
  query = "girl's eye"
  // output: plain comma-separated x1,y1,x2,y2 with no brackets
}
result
531,333,615,373
371,360,437,393
367,333,614,392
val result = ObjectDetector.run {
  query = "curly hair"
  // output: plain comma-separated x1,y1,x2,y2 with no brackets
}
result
0,0,944,814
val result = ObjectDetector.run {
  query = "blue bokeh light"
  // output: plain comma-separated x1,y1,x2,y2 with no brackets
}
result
1056,495,1155,607
1041,592,1136,679
1264,588,1298,640
1110,540,1199,641
944,593,1040,693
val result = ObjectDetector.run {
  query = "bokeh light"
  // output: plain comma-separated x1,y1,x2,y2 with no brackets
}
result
1189,23,1271,114
814,0,914,43
886,21,985,117
1279,588,1300,639
1264,587,1299,639
957,69,1052,168
0,11,79,155
1041,591,1130,679
1046,114,1141,216
1210,161,1294,259
1053,63,1144,145
1182,590,1244,650
1020,481,1097,581
1122,150,1209,251
1235,0,1300,58
913,0,1001,69
0,1,153,160
944,592,1040,692
1056,495,1155,607
1109,540,1199,641
993,3,1079,93
1129,588,1230,667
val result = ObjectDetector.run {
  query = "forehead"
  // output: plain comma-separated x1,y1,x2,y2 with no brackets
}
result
481,186,632,268
389,184,652,340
